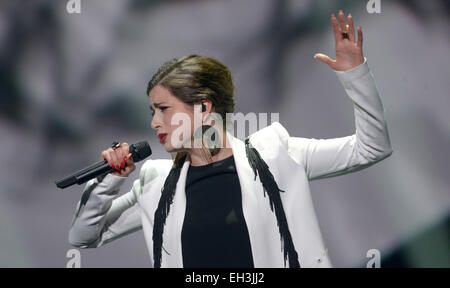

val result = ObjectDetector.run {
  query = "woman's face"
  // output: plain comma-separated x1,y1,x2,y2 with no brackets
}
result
149,85,199,152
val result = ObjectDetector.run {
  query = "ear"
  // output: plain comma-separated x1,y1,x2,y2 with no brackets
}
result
201,100,215,125
201,100,213,114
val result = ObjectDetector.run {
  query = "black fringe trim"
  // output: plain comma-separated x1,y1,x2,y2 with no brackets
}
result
152,154,187,268
245,137,301,268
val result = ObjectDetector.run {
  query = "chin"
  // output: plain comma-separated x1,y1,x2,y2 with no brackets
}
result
164,142,181,153
164,143,174,152
165,147,175,153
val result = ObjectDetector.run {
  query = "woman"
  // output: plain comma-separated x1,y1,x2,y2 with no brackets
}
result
68,11,393,268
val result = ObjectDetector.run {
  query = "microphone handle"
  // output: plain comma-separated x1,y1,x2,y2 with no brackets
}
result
55,159,112,189
71,158,106,177
75,160,113,185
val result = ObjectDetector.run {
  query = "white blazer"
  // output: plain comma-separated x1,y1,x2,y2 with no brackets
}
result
69,58,393,268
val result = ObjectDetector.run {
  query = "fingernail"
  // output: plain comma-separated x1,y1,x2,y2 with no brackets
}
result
116,165,120,171
110,163,114,169
124,156,127,161
121,162,125,169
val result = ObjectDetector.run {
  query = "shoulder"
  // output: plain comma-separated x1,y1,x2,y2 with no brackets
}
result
127,158,172,200
249,122,307,167
248,121,290,149
138,158,173,185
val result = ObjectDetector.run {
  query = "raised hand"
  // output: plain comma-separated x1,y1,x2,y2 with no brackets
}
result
314,10,365,71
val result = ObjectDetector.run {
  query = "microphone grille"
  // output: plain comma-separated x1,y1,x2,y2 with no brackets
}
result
129,141,152,162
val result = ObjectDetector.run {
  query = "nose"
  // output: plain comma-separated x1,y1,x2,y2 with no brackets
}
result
151,113,162,131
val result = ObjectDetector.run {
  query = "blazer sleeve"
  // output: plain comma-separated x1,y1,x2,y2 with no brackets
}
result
68,161,153,248
273,58,393,181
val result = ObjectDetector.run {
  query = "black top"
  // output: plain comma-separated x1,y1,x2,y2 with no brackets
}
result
181,155,254,268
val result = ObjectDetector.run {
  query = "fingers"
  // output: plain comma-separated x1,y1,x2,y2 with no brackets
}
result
102,142,131,172
333,11,356,42
314,53,335,68
122,161,136,175
101,150,112,168
338,10,346,33
357,26,363,48
331,14,340,44
118,142,129,169
347,14,355,43
117,151,135,176
115,142,130,170
103,149,119,171
110,150,120,171
126,153,134,165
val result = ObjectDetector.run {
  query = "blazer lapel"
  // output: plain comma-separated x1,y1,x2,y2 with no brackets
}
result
227,132,264,266
228,132,285,267
162,158,190,268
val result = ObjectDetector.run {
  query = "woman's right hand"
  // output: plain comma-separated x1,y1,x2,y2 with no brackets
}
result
101,142,136,177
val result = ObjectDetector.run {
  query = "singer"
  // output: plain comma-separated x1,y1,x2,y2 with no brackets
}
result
68,11,393,268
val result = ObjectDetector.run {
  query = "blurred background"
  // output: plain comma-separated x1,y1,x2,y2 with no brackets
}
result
0,0,448,268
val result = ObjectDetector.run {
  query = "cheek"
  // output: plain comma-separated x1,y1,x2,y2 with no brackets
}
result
167,114,193,137
165,115,194,149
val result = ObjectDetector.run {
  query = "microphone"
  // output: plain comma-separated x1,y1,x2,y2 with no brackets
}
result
55,141,152,189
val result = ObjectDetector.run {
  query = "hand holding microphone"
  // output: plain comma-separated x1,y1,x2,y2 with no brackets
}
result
102,142,136,177
55,141,152,189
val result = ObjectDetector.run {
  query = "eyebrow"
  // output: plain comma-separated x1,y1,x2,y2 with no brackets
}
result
149,102,167,110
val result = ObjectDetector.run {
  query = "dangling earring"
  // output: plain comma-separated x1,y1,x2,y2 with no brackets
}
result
193,124,221,157
203,124,221,156
193,103,221,157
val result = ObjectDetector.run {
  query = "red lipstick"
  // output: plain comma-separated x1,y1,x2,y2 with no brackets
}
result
158,133,168,144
